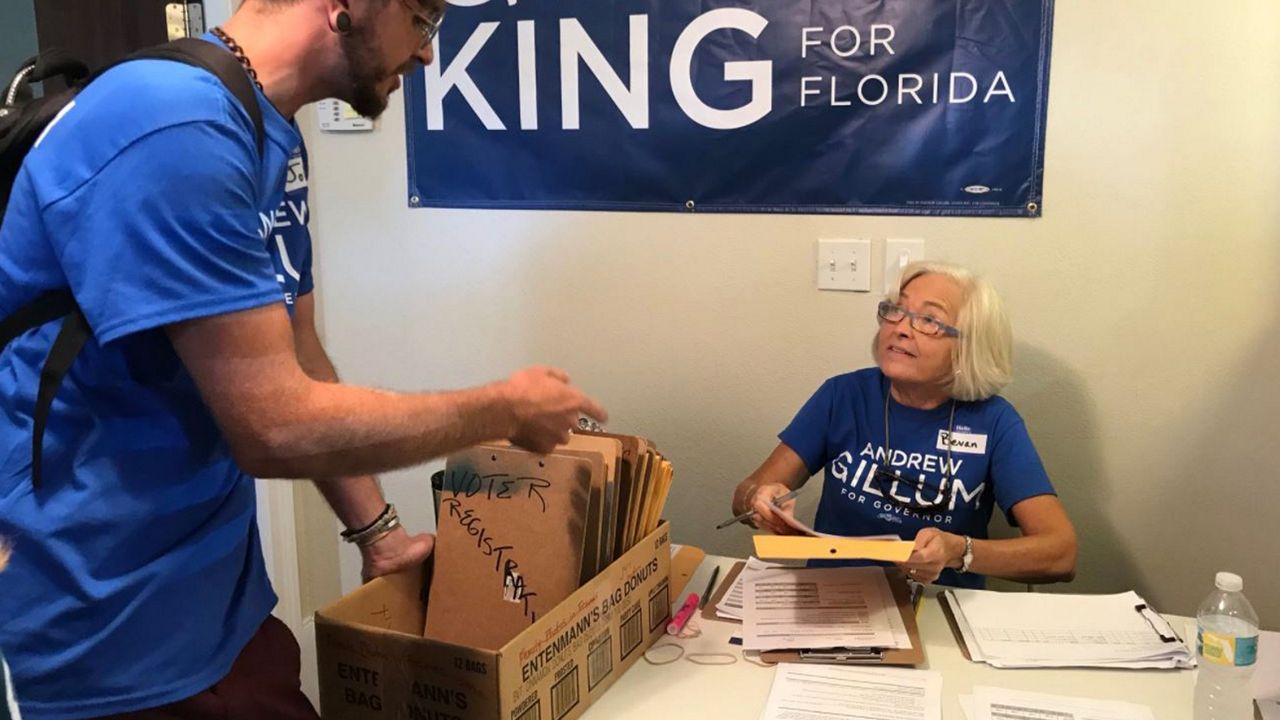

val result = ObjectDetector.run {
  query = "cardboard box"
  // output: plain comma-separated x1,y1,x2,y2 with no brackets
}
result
316,523,673,720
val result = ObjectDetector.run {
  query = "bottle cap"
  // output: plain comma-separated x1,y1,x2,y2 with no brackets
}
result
1215,572,1243,592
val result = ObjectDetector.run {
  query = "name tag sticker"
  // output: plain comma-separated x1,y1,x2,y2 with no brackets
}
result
284,153,307,193
937,430,988,454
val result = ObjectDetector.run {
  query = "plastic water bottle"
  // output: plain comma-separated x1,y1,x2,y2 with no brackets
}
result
1193,571,1258,719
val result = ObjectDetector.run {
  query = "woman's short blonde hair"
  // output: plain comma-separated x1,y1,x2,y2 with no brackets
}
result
879,261,1013,401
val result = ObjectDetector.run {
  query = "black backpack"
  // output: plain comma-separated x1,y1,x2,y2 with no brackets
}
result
0,38,265,489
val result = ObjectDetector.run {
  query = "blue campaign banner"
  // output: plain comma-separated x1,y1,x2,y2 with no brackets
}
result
404,0,1055,216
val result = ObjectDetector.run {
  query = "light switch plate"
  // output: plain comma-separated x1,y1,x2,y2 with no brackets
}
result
818,239,871,292
884,238,925,293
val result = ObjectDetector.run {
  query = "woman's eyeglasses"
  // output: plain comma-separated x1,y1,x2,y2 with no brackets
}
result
877,300,960,338
868,466,949,511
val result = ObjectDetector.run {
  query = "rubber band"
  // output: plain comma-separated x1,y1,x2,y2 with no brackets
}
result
644,641,763,667
686,653,736,665
642,643,685,665
674,616,702,639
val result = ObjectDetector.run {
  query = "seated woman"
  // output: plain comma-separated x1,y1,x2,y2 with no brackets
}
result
731,261,1077,587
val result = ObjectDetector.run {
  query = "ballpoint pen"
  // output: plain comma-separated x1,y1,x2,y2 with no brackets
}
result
698,566,721,609
714,488,802,530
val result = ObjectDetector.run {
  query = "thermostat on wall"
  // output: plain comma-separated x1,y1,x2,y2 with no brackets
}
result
316,98,374,132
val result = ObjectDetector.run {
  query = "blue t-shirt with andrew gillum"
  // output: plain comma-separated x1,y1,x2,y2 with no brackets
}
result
0,39,313,718
779,368,1056,588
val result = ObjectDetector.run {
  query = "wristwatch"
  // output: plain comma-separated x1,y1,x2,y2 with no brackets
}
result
959,535,975,573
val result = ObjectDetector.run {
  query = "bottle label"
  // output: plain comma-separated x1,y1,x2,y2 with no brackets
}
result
1198,627,1259,667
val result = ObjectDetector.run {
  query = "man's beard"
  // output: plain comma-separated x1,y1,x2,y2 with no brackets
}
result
339,22,393,118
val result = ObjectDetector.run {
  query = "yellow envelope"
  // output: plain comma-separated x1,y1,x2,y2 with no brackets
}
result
753,535,915,563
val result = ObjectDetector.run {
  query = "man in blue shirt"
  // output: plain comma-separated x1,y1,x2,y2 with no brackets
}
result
0,1,606,717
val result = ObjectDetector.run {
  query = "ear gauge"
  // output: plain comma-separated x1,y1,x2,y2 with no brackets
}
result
335,10,352,34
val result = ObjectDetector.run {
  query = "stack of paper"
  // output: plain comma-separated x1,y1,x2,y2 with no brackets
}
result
760,663,942,720
1253,629,1280,720
742,567,911,652
943,588,1194,669
714,556,783,620
960,686,1155,720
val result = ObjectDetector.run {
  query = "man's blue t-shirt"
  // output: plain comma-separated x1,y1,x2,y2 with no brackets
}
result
0,40,312,718
779,368,1055,588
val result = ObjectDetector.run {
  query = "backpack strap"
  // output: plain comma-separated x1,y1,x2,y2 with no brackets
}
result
0,289,76,351
31,307,89,488
125,37,266,158
3,50,89,107
0,289,85,489
2,38,267,489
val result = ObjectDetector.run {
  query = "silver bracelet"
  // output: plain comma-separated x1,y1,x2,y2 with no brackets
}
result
959,535,975,573
341,504,401,547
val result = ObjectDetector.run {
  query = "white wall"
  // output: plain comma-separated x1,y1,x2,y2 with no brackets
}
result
303,0,1280,627
200,0,236,28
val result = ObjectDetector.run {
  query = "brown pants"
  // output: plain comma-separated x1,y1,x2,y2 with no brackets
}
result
98,615,320,720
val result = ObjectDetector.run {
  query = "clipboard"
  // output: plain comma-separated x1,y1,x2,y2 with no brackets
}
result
937,590,975,661
624,450,655,549
577,430,642,560
937,590,1188,665
640,460,673,538
425,446,592,650
530,445,606,583
553,435,623,582
701,560,746,621
758,569,925,667
670,545,706,598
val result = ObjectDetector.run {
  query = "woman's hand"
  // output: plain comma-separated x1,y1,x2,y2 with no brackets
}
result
742,482,803,535
731,443,811,535
898,527,963,583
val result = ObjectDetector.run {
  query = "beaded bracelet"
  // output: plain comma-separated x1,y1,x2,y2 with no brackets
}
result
341,504,401,547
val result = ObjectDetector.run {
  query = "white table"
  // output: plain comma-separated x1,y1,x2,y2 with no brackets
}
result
582,555,1197,719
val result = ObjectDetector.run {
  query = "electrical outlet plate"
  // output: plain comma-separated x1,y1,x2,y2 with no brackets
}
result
817,239,871,292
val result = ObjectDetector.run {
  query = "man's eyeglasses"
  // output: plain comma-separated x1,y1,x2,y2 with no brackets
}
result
877,300,960,338
399,0,445,48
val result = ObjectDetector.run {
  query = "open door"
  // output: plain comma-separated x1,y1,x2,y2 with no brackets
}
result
33,0,206,89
